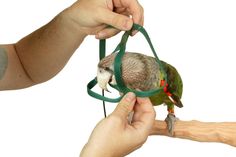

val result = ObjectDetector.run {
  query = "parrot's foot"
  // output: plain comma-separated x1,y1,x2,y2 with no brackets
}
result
165,113,179,136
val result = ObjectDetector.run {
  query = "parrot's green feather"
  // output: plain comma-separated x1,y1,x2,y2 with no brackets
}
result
150,61,183,108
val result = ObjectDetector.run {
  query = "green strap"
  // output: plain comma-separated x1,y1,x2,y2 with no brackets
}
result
99,39,106,60
87,24,167,103
87,78,122,102
99,39,107,117
113,24,167,95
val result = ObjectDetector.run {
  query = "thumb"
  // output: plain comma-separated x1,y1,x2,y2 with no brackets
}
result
112,92,136,118
98,9,133,31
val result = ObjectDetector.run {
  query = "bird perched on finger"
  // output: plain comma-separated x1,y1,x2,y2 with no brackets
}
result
97,52,183,135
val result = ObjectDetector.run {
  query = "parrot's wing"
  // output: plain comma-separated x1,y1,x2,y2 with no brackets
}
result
160,60,183,108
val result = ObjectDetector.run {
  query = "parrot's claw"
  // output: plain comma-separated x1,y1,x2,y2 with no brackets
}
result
165,113,179,136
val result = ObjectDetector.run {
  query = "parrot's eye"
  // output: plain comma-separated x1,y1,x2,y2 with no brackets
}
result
109,77,112,83
104,67,114,74
104,67,110,71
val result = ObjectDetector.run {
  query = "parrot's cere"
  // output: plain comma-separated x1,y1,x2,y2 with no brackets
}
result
97,52,183,135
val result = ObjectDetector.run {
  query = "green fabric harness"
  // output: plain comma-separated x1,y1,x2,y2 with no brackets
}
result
87,24,167,104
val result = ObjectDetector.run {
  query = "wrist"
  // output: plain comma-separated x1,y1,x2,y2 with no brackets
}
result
59,8,87,39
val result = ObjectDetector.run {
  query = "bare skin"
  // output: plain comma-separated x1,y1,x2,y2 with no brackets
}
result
1,1,235,156
0,0,143,90
0,0,155,156
80,93,156,157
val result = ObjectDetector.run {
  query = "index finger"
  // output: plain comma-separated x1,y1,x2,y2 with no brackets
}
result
132,97,156,123
132,97,156,133
136,97,155,113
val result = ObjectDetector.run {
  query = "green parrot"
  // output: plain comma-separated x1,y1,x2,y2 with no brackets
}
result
97,52,183,135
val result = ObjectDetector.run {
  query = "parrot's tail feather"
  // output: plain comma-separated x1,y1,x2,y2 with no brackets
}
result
169,94,183,108
175,100,183,108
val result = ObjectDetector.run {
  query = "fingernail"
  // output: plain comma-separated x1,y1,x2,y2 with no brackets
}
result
125,92,136,102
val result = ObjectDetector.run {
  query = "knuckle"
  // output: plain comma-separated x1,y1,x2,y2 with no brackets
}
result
111,16,120,26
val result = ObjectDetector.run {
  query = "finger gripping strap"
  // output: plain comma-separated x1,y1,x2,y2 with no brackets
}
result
87,24,167,103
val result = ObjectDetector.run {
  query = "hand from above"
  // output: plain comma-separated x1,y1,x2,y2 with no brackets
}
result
65,0,144,39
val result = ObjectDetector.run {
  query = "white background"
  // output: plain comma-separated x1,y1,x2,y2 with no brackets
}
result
1,0,236,156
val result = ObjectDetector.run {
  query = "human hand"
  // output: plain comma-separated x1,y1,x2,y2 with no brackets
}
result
64,0,144,39
80,92,156,157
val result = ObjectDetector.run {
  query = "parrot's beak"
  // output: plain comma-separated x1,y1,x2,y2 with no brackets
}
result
97,68,112,92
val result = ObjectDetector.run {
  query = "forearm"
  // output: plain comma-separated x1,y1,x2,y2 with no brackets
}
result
14,9,86,84
151,120,236,147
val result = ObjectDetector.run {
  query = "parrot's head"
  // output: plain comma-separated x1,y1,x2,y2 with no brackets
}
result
97,53,116,92
97,52,147,91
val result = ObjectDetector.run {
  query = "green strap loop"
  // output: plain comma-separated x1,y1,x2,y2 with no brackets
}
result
87,78,122,102
87,24,167,103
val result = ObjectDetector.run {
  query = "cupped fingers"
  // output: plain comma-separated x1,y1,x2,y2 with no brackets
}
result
125,0,144,25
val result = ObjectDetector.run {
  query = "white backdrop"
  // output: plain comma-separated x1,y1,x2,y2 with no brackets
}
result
1,0,236,157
